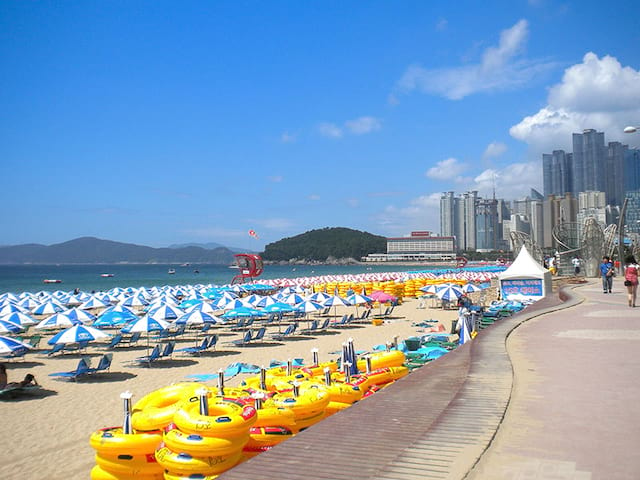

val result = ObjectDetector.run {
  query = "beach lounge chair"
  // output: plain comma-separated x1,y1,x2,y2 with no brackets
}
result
200,323,212,334
232,330,253,347
300,319,318,335
49,357,92,381
317,318,331,331
26,335,42,349
177,337,213,356
252,327,266,343
45,344,65,356
127,332,142,345
1,346,30,361
159,341,175,359
207,334,218,350
269,323,297,341
104,334,123,349
88,353,113,374
133,345,161,365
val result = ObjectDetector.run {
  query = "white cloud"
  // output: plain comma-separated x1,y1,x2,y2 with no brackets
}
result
308,194,321,201
425,157,467,180
318,122,343,138
510,52,640,153
470,163,541,199
436,18,448,32
280,131,296,143
396,19,556,100
375,193,442,235
346,198,360,208
267,175,283,183
483,141,507,159
345,116,382,135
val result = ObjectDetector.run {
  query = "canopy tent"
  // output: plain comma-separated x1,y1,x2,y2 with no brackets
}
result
498,246,552,301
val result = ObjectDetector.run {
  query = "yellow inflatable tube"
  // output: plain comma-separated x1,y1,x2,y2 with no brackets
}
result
95,453,164,476
155,446,242,476
132,383,206,431
173,399,257,437
90,464,163,480
163,471,219,480
90,427,162,456
163,426,249,456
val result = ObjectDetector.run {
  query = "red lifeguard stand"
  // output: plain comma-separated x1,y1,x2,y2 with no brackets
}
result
231,254,264,284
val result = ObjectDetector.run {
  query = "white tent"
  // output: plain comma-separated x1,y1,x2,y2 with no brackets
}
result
498,246,552,301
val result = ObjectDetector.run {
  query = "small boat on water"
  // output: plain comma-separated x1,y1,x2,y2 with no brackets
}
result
100,273,114,278
43,279,62,284
168,269,176,274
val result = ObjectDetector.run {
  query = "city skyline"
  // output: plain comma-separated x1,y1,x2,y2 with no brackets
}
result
1,2,639,250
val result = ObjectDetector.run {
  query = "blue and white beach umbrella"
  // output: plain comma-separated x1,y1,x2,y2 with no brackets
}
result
262,302,295,314
0,319,24,334
147,304,184,321
35,313,80,330
32,300,66,316
282,293,305,306
461,283,482,293
66,307,96,324
0,312,37,327
221,307,263,320
79,297,110,310
295,300,324,314
435,284,464,302
0,335,32,355
174,310,221,326
47,324,110,345
121,315,169,334
323,295,352,308
308,292,331,303
0,303,27,316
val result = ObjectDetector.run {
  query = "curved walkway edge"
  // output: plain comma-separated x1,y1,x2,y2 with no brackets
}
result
218,286,583,480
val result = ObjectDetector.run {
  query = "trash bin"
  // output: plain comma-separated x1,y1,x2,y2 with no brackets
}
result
450,319,458,334
404,337,421,351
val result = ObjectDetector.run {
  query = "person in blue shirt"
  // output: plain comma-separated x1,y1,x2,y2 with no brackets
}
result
599,256,614,293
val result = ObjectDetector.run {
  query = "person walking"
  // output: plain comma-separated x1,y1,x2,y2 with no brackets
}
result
600,256,614,293
623,255,639,307
572,256,582,276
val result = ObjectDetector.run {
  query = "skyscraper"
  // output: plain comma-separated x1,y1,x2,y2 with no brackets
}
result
572,129,606,195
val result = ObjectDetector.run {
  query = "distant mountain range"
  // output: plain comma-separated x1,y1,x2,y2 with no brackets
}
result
0,237,239,265
168,242,253,254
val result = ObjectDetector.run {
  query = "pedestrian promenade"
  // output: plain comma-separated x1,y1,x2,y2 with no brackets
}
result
468,279,640,480
219,279,640,480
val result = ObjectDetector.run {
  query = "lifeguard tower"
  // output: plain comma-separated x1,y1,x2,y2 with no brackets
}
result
231,254,264,284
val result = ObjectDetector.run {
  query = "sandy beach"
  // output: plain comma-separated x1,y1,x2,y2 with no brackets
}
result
0,295,475,479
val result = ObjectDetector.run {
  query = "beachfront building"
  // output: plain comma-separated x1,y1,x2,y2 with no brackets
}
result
543,129,640,210
361,231,455,262
542,193,578,249
440,190,479,252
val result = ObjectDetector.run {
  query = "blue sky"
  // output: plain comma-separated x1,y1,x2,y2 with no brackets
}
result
1,1,639,251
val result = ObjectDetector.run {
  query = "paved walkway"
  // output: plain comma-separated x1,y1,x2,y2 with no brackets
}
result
219,280,640,480
468,280,640,480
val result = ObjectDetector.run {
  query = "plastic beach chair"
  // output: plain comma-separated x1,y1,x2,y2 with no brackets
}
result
133,345,161,365
89,354,113,374
49,357,92,381
104,334,123,349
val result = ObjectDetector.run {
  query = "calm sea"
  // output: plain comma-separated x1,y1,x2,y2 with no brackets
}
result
0,264,446,294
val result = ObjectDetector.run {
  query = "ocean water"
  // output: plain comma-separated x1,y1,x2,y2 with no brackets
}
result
0,264,439,295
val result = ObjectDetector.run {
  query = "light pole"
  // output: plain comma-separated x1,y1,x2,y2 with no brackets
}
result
620,126,640,271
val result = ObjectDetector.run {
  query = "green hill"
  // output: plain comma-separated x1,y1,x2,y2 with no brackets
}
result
262,227,386,262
